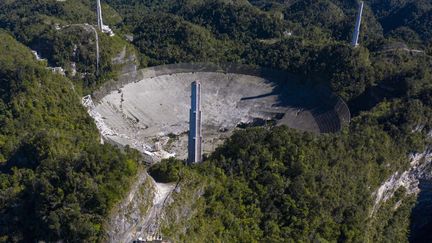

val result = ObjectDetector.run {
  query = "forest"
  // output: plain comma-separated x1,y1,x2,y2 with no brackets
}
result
1,0,432,242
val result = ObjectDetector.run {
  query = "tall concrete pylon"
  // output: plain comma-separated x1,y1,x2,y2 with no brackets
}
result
96,0,103,31
351,1,364,47
188,81,203,164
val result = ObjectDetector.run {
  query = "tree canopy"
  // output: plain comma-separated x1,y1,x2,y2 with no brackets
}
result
1,0,432,242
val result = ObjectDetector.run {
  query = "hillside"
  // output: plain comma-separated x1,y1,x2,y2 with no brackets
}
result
0,30,144,241
0,0,432,242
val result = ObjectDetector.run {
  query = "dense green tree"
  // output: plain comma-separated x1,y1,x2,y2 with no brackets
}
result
0,32,141,242
1,0,432,242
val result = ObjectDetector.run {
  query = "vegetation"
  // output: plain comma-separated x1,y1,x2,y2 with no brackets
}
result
1,0,432,242
0,32,141,242
149,158,182,183
0,0,137,91
160,100,431,241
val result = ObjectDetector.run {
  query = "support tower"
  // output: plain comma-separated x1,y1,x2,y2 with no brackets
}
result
351,1,364,47
96,0,103,31
188,81,203,164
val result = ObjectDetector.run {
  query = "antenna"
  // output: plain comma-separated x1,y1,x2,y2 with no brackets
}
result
96,0,103,31
351,1,364,47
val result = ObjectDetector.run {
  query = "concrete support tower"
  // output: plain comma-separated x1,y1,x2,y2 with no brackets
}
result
188,81,203,164
351,1,364,47
96,0,103,31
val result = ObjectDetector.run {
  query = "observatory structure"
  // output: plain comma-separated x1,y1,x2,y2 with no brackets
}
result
188,81,203,164
95,0,114,36
96,0,103,31
87,63,351,163
351,1,364,47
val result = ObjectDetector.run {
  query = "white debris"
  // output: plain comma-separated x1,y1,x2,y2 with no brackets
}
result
48,67,66,76
82,95,118,137
283,30,292,37
72,44,78,57
412,124,425,133
102,24,115,37
70,62,77,77
31,49,66,76
125,34,134,42
31,50,45,62
82,95,174,162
